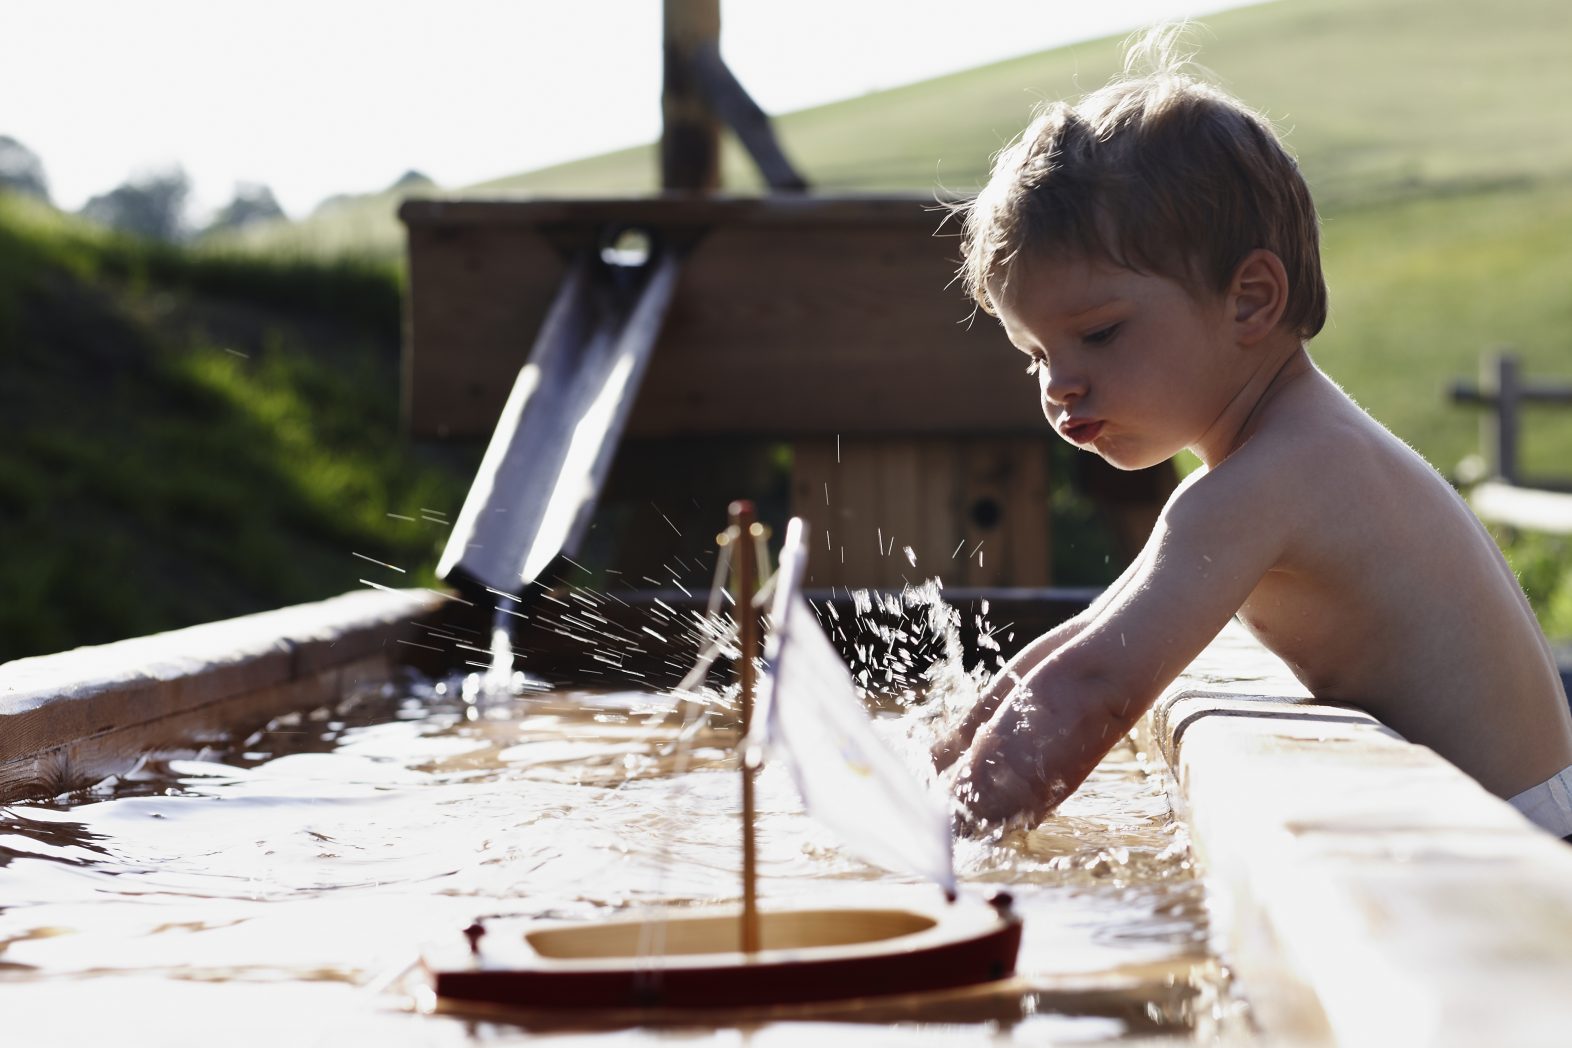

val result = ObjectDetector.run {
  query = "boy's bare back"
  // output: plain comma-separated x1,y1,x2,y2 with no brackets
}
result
1183,352,1572,801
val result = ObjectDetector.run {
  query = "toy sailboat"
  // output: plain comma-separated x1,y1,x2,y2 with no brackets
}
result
424,504,1021,1014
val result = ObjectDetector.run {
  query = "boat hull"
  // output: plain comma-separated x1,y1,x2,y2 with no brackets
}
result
427,893,1022,1011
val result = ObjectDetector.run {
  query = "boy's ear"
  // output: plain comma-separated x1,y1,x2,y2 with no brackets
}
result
1228,249,1289,345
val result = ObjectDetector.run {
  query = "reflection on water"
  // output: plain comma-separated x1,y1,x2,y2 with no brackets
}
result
0,671,1232,1045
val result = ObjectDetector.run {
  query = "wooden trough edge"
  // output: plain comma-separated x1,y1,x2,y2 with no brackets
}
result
396,192,960,229
1140,622,1572,1047
0,588,448,803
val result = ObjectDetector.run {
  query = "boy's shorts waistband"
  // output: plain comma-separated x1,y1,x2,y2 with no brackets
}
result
1508,764,1572,840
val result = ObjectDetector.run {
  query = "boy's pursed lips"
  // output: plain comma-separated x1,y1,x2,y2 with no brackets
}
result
1059,417,1105,444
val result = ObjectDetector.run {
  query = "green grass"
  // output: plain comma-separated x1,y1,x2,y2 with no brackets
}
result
227,0,1572,486
0,193,471,661
1495,527,1572,640
1315,177,1572,480
239,0,1572,249
8,0,1572,651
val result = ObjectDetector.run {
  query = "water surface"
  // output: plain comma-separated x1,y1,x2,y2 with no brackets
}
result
0,667,1229,1045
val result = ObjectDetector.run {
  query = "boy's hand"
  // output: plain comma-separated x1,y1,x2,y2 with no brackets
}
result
951,687,1099,831
930,686,1009,772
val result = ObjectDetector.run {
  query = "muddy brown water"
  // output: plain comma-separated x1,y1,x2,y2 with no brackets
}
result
0,673,1234,1045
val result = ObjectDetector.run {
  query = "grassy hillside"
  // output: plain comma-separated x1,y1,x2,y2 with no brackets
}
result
233,0,1572,472
8,0,1572,656
0,193,471,661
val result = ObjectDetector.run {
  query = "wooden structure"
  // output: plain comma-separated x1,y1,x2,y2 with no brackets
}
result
1450,350,1572,488
400,0,1173,595
1450,350,1572,533
401,195,1062,589
661,0,806,192
0,590,445,802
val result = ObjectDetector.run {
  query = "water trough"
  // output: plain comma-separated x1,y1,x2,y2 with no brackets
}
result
9,1,1572,1033
7,585,1572,1044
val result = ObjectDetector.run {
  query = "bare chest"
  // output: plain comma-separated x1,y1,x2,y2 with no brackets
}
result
1234,571,1352,695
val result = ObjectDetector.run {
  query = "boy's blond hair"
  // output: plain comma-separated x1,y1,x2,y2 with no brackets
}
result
960,27,1327,339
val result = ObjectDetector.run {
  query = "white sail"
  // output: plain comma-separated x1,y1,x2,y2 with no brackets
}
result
749,518,957,895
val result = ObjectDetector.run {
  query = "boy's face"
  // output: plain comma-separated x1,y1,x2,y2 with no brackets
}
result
989,252,1237,471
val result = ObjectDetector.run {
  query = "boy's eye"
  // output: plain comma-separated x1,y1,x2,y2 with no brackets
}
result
1024,357,1044,377
1083,323,1121,347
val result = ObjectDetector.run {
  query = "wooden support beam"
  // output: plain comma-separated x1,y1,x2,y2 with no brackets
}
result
661,0,722,190
661,0,806,191
690,41,808,191
1486,351,1520,485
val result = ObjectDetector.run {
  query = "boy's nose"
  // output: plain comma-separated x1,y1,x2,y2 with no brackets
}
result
1041,369,1087,410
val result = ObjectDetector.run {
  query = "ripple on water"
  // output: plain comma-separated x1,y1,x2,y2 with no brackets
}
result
0,676,1226,1044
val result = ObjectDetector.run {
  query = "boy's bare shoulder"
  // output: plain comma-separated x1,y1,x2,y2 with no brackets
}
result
1175,373,1404,523
1160,415,1327,532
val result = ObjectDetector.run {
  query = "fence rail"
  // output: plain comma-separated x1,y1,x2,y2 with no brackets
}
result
1450,350,1572,487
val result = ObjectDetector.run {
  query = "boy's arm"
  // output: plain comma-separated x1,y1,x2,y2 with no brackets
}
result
931,549,1149,771
953,464,1291,829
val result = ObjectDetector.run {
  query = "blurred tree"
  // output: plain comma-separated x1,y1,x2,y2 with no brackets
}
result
203,181,285,235
80,167,190,242
0,135,50,202
389,169,433,191
310,170,433,217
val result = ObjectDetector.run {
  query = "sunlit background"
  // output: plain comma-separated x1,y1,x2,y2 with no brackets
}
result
2,0,1571,662
7,0,1248,218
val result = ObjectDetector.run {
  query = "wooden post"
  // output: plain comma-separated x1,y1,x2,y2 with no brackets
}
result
1486,351,1521,485
662,0,721,191
728,499,762,953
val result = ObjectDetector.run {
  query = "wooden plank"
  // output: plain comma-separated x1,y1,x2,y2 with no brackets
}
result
957,438,1052,587
1146,624,1572,1046
789,439,840,588
403,222,567,438
0,589,446,802
1,659,382,802
788,437,1049,590
628,224,1040,437
1470,480,1572,534
917,440,962,585
1489,353,1522,484
1006,438,1052,584
837,440,886,587
398,195,969,229
400,196,1041,440
876,441,922,587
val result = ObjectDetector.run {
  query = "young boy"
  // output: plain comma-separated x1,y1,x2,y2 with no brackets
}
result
934,32,1572,839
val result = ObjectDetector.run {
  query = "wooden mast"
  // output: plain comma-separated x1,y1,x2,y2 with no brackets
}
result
728,499,762,953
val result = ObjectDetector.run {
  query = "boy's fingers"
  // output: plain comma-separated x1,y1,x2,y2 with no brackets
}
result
932,686,1016,771
952,736,1042,832
931,732,965,772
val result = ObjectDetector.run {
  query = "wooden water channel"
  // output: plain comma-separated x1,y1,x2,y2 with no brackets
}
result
8,587,1572,1044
